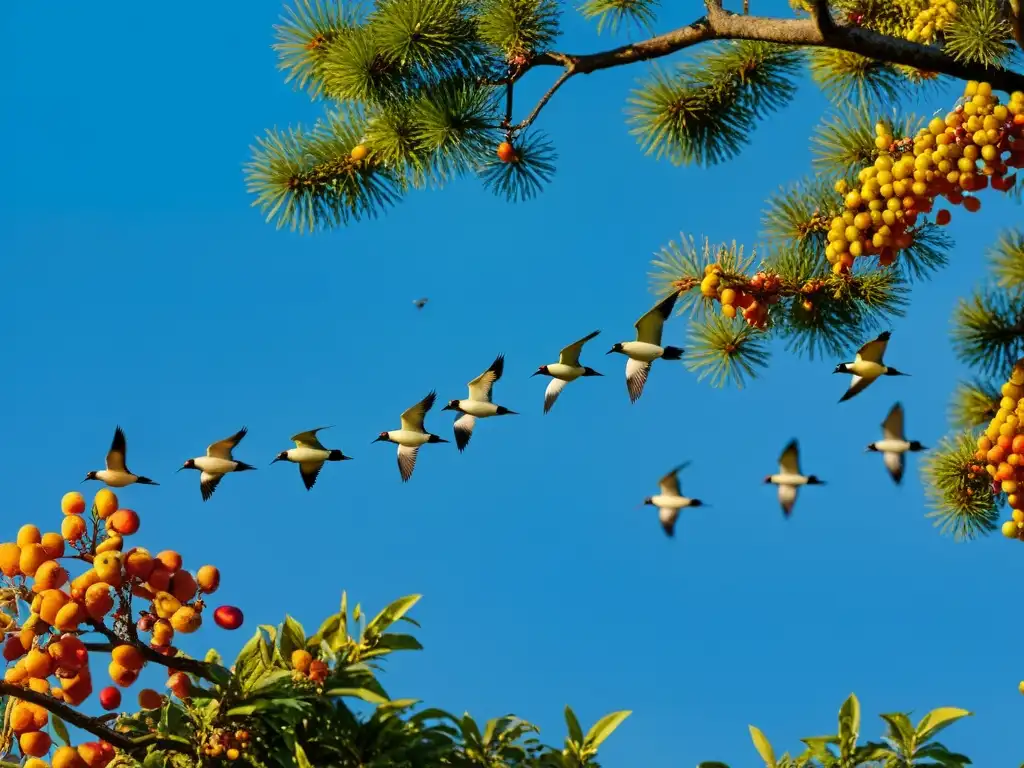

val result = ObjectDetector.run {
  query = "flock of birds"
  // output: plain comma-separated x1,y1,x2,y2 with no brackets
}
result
79,289,926,537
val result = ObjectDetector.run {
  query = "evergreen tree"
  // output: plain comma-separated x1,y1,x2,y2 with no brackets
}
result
245,1,1024,541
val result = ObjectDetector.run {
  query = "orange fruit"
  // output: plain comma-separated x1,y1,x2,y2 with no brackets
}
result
84,583,114,621
24,648,54,679
496,142,516,163
132,584,155,601
61,492,86,516
153,591,182,620
964,196,981,212
5,663,27,684
196,565,220,594
152,619,174,647
25,759,48,768
0,542,21,577
27,677,50,694
109,509,140,535
53,745,87,768
124,548,154,580
77,742,109,768
38,588,70,624
138,688,164,710
33,560,68,593
1012,435,1024,454
18,544,49,578
170,571,198,603
19,731,51,758
935,209,951,225
61,515,87,543
99,686,121,710
54,601,86,632
108,660,138,688
111,644,144,672
170,606,201,634
156,551,182,573
61,669,93,706
17,525,42,548
93,489,118,519
309,659,328,683
167,671,192,699
350,144,369,162
40,532,65,559
291,649,312,674
147,563,171,592
93,552,122,587
10,702,37,733
96,533,123,554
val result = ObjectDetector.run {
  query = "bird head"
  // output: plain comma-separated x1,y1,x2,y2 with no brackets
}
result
832,363,847,374
865,444,879,452
82,471,98,484
271,451,288,464
178,459,196,472
531,365,548,377
763,475,773,484
442,400,459,411
372,432,389,444
606,343,623,355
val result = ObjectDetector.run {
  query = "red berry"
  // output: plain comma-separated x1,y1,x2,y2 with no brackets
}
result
213,605,244,630
496,142,516,163
99,686,121,711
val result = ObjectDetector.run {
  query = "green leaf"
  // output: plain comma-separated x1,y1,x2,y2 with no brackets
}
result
295,742,313,768
364,594,422,637
564,706,584,745
326,687,390,705
233,630,271,693
51,714,70,746
226,697,307,716
879,712,914,746
280,615,306,661
247,669,295,694
461,713,483,747
915,707,972,743
583,710,631,750
310,613,341,648
749,725,776,767
838,693,860,743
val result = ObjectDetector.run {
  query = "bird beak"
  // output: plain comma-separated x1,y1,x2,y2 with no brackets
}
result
605,348,614,355
530,371,540,377
343,455,354,460
175,466,184,473
441,404,453,411
80,478,88,485
372,437,383,443
271,457,282,464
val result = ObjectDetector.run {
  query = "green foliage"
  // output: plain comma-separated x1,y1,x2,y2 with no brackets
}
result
948,377,1000,430
476,0,561,57
810,107,923,182
942,0,1017,66
807,49,913,110
921,431,1001,541
578,0,660,35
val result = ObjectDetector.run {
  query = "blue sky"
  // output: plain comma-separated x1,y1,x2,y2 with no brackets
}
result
2,2,1021,766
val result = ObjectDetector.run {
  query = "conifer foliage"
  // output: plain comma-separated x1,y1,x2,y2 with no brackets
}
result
247,1,1024,534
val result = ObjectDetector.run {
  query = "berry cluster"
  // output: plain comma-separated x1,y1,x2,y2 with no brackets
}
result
906,0,957,44
698,263,782,330
290,648,329,685
987,360,1024,541
826,82,1024,275
201,727,251,761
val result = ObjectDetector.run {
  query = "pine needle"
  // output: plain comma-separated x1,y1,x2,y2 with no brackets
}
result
578,0,660,36
477,129,557,201
898,221,951,282
811,107,923,180
807,48,912,109
950,286,1024,379
370,0,484,76
922,431,1000,542
274,0,366,99
685,313,772,389
948,378,1000,430
476,0,561,56
647,235,757,321
987,228,1024,291
760,176,840,261
942,0,1016,67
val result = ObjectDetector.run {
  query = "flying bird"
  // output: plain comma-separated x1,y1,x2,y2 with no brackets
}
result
640,461,705,538
442,354,518,452
834,330,909,403
866,403,926,485
83,426,159,488
532,330,603,414
272,426,353,490
763,439,825,518
178,427,256,502
373,391,448,482
413,298,428,310
607,290,685,403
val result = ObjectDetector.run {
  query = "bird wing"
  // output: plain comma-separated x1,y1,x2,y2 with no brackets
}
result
838,375,874,403
658,462,691,497
400,391,437,433
658,507,679,538
413,298,428,308
397,444,420,482
883,451,905,485
207,427,248,460
106,426,128,473
199,472,223,502
881,402,905,441
467,355,504,402
291,426,332,449
625,358,652,403
778,439,801,476
854,330,890,364
634,290,680,345
543,378,567,414
453,413,476,452
778,484,798,518
558,330,601,366
298,461,324,491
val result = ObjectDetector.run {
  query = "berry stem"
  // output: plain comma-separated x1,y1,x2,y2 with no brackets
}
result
85,620,218,683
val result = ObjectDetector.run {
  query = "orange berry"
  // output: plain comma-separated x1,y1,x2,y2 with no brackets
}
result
138,688,164,710
0,543,22,577
167,671,192,699
93,551,123,587
156,551,182,573
496,141,516,163
151,619,174,647
147,563,171,592
124,548,155,581
291,649,313,674
60,668,93,706
61,515,87,543
84,582,114,621
170,571,198,603
53,745,87,768
112,644,144,672
24,648,54,679
33,561,69,592
27,677,50,694
19,544,49,577
935,209,951,225
53,601,86,632
17,525,42,547
77,742,111,768
108,660,139,688
95,533,123,554
93,489,118,519
109,509,140,536
37,588,70,625
61,492,86,516
40,532,65,559
170,606,201,634
349,144,369,162
99,686,121,710
19,731,52,758
10,702,37,733
196,565,220,594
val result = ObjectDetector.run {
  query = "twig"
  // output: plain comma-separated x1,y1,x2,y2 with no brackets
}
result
86,621,217,683
1009,0,1023,52
0,682,187,755
513,65,577,131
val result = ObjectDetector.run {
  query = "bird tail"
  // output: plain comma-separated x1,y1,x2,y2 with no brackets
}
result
136,476,160,486
662,346,685,361
234,462,257,472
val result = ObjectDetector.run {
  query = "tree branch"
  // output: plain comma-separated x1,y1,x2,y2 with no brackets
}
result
513,64,576,130
520,5,1024,89
86,621,217,683
0,682,186,755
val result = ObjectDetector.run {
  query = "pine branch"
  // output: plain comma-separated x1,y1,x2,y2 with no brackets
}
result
897,219,951,281
684,313,772,388
811,106,923,180
273,0,366,99
578,0,661,36
948,377,1001,429
942,0,1017,67
477,129,557,200
987,227,1024,289
648,234,757,321
808,48,914,107
950,285,1024,378
371,0,487,77
627,41,801,167
476,0,561,58
922,431,1001,541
